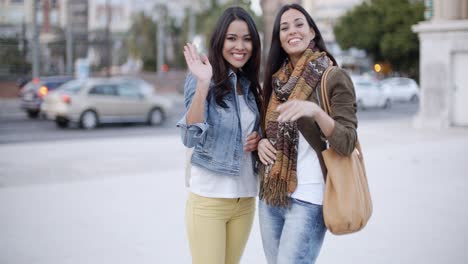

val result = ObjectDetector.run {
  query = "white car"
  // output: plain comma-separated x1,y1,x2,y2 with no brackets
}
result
351,75,391,110
41,77,173,129
380,77,420,103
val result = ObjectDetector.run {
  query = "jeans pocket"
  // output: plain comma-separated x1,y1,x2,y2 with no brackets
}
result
291,198,322,209
189,193,233,218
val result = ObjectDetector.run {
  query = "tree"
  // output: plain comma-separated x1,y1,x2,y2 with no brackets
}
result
126,12,158,71
334,0,424,78
195,0,263,51
0,38,30,78
126,1,261,71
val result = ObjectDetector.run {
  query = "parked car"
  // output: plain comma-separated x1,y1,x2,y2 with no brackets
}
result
19,76,74,118
380,77,420,103
40,77,173,129
351,75,391,110
16,77,31,91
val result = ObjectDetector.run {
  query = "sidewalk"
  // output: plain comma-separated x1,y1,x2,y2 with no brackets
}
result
0,118,467,264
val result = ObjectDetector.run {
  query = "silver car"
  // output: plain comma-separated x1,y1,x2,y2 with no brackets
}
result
380,77,420,103
41,77,173,129
351,75,391,110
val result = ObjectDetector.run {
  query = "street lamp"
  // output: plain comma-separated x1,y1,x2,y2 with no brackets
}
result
374,63,382,73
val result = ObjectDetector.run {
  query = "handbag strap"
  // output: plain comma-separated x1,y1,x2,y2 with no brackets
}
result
320,66,363,157
320,66,334,116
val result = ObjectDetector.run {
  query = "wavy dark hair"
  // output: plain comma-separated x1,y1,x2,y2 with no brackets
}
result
208,7,262,110
262,4,338,128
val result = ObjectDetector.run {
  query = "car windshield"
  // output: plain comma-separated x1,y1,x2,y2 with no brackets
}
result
22,81,38,92
59,80,84,93
356,81,372,87
45,81,66,90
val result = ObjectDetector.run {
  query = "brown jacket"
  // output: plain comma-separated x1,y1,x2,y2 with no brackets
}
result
297,67,358,179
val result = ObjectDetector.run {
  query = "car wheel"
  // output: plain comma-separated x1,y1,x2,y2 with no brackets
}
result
410,94,419,103
27,109,39,118
55,118,69,128
80,110,98,129
148,108,165,126
383,99,392,109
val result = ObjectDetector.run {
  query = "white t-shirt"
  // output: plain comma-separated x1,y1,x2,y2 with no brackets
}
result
189,95,258,198
290,132,325,205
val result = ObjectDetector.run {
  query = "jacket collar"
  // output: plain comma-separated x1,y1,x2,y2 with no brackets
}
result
227,68,251,95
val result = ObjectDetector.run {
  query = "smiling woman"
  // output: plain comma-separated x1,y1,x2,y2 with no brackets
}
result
257,3,358,264
176,6,262,264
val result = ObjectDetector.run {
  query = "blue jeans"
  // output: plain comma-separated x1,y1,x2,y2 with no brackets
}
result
259,198,326,264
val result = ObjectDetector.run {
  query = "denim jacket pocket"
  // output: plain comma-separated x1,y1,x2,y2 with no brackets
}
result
199,123,214,154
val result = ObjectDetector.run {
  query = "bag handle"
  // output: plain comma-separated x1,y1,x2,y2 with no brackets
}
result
320,66,334,116
320,66,363,158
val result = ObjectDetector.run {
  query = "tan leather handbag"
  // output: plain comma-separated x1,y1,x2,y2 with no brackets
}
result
320,67,373,235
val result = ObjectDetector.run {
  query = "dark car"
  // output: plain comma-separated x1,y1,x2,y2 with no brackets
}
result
19,76,74,118
16,77,32,90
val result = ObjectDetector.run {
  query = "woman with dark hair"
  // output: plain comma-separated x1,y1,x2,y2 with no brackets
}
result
257,4,358,263
176,6,262,264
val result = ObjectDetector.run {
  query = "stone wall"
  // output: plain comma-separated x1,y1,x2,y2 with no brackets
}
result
413,1,468,127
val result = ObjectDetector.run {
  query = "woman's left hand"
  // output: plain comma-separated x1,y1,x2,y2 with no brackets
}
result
276,99,322,122
244,131,261,152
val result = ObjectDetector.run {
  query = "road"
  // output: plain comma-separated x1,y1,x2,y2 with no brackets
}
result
0,97,419,144
0,96,185,144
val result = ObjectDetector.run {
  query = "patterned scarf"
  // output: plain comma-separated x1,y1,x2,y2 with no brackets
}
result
260,41,332,207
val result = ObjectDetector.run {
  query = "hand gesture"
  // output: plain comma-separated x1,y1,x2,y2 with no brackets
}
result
257,138,277,165
276,99,321,122
183,43,212,83
244,131,261,152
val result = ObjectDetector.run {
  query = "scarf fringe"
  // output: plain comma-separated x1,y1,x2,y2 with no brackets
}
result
260,175,290,207
260,40,332,208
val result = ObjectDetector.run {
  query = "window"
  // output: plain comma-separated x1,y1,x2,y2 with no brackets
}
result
46,82,65,90
139,81,154,95
61,80,84,94
23,82,38,92
89,85,117,96
117,83,141,99
356,81,372,89
398,78,412,86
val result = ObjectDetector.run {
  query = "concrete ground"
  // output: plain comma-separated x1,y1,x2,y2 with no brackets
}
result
1,118,467,264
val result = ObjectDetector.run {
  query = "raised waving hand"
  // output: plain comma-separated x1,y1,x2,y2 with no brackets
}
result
183,43,212,83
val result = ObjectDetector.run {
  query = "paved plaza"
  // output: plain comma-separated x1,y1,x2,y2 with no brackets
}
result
1,118,467,264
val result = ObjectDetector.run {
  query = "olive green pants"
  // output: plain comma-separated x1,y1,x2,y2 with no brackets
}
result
186,192,256,264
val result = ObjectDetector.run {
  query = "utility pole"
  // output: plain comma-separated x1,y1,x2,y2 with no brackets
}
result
156,4,166,76
66,0,73,75
105,0,111,77
21,20,27,57
31,0,40,78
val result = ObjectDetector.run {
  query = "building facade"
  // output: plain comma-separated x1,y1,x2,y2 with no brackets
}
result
413,0,468,127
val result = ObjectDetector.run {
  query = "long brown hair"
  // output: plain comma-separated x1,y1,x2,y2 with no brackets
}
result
262,4,337,130
208,7,262,110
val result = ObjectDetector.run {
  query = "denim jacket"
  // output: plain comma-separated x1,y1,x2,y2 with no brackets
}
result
176,70,260,176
